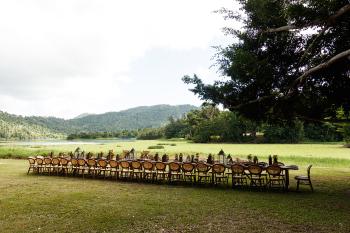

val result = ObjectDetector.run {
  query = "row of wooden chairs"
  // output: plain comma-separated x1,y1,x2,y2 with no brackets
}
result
28,157,212,183
27,156,295,190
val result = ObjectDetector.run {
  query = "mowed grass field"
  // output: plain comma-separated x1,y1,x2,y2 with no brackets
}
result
0,140,350,232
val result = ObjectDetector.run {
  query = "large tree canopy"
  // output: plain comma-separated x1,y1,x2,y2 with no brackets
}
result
183,0,350,123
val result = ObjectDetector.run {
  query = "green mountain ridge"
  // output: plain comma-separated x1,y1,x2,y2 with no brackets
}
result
73,113,94,119
0,105,197,140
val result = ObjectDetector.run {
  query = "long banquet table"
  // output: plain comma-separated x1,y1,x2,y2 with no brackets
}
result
118,159,299,190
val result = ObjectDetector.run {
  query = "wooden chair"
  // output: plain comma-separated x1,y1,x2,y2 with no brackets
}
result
97,159,109,178
196,163,212,184
36,156,45,174
248,165,265,189
231,164,248,188
274,162,285,175
212,164,228,186
119,161,132,180
60,158,70,176
87,159,99,178
266,165,285,190
131,161,143,180
168,162,182,183
143,161,156,182
70,158,79,176
295,165,314,192
51,157,60,176
155,162,167,182
109,160,119,180
182,162,196,184
77,158,87,178
43,157,52,175
27,157,38,174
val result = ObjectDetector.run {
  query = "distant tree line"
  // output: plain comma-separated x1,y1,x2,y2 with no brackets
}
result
4,103,345,143
66,130,138,140
161,105,343,143
65,105,346,143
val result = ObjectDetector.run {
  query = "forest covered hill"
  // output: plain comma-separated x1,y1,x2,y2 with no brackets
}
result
0,105,197,140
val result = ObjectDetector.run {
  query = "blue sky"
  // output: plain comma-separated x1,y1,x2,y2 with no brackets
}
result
0,0,239,119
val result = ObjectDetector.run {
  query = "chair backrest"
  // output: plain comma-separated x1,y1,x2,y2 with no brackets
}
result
78,159,86,166
231,164,245,174
71,158,78,167
266,165,281,176
28,157,36,165
60,158,69,166
51,158,60,166
44,157,52,165
120,161,130,169
36,156,44,165
87,159,96,167
196,163,210,173
212,164,225,174
169,162,181,172
248,165,262,175
131,161,142,170
143,161,154,171
98,159,108,168
155,162,166,171
182,163,194,173
109,160,118,168
307,165,312,178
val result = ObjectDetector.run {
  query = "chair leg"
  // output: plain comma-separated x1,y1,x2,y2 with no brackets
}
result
296,180,300,191
309,180,314,192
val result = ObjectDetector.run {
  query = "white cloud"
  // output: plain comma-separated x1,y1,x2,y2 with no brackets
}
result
0,0,238,118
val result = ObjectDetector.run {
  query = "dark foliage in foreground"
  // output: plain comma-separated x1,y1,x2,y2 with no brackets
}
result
183,0,350,123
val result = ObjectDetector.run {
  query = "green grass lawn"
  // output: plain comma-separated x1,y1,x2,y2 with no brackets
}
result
0,159,350,233
0,140,350,232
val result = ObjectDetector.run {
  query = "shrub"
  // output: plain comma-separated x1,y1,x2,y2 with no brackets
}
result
157,143,176,146
137,128,164,140
343,125,350,147
264,120,304,143
304,123,342,142
147,145,164,149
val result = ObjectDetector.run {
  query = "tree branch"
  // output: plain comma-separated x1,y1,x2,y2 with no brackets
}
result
293,48,350,88
264,4,350,33
229,95,276,110
265,25,298,33
299,26,328,63
328,3,350,24
297,115,350,124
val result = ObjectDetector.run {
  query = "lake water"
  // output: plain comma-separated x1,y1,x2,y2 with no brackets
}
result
0,138,136,146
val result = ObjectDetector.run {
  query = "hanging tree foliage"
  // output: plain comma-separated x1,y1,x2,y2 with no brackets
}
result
183,0,350,123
